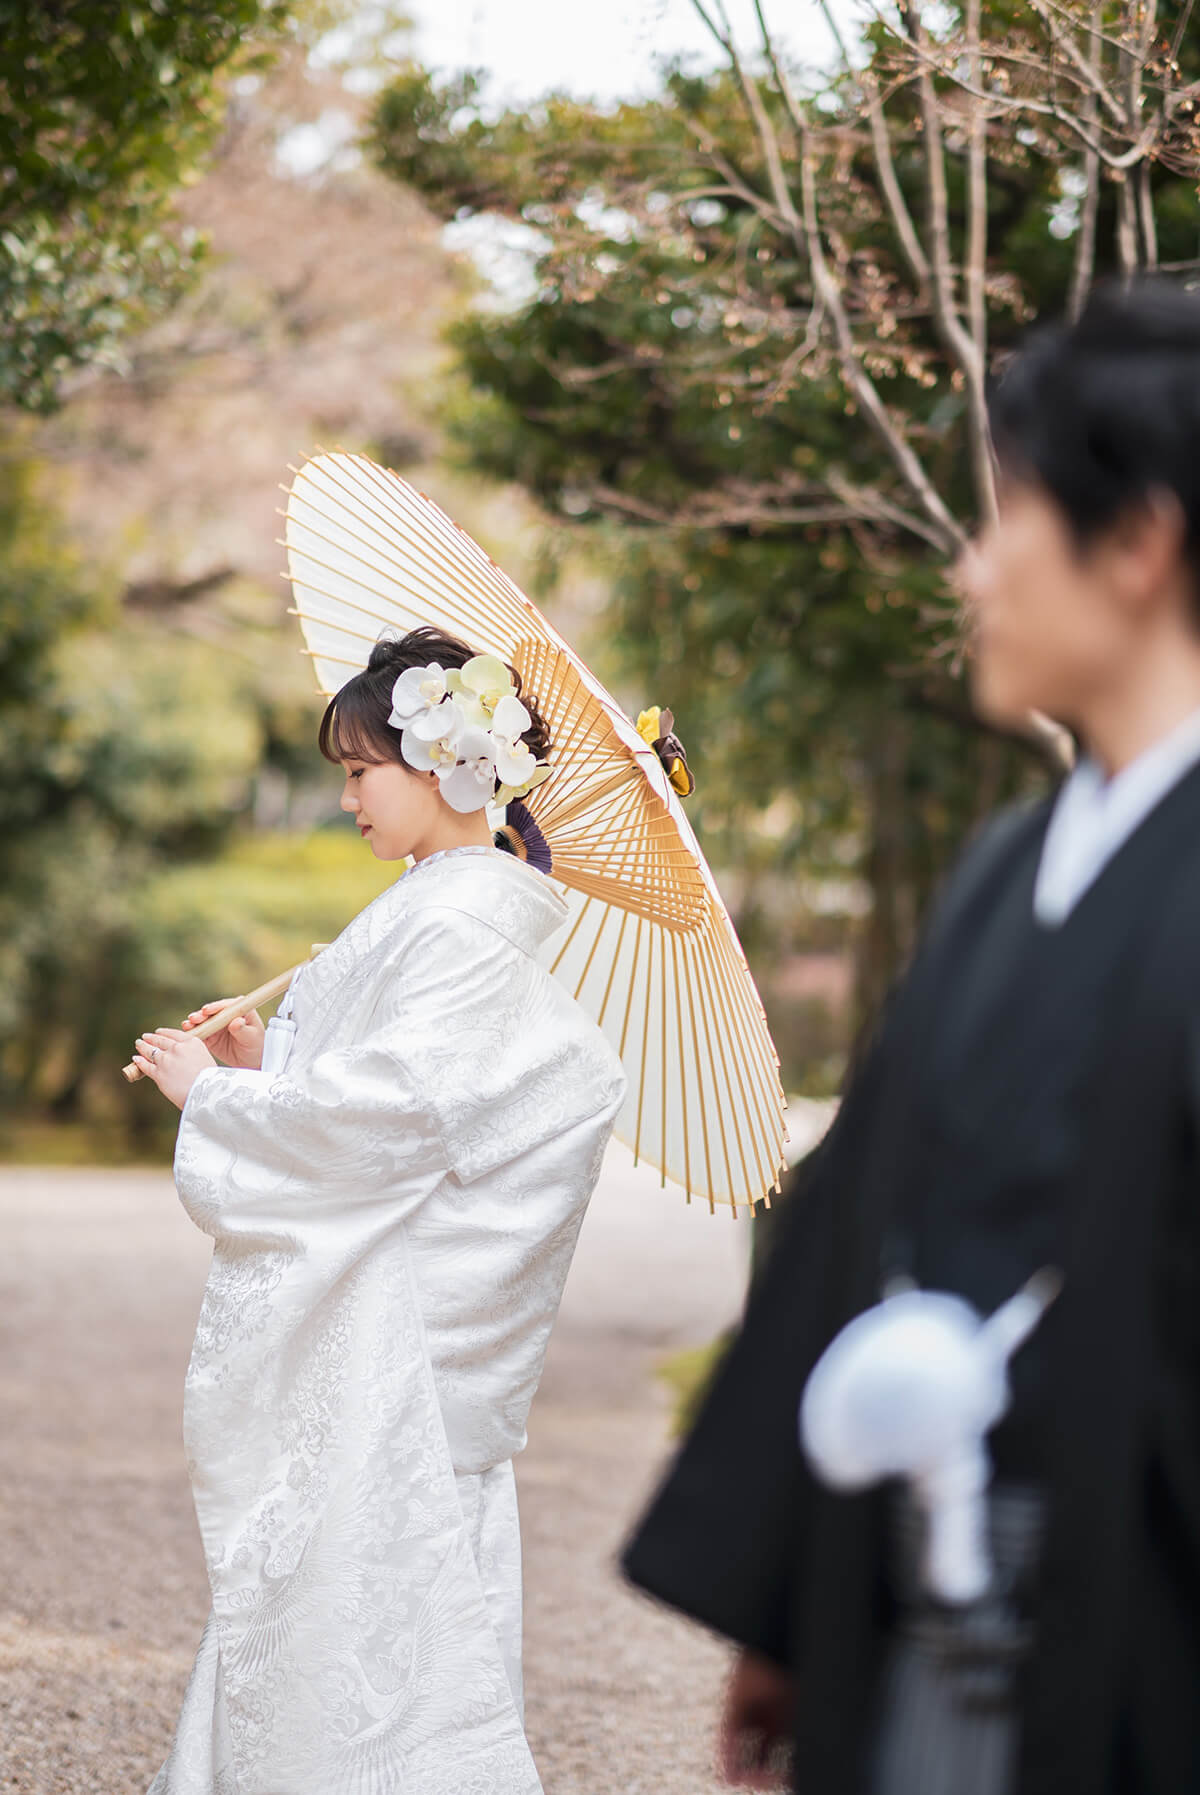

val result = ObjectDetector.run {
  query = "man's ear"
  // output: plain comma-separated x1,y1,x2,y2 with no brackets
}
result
1106,489,1187,616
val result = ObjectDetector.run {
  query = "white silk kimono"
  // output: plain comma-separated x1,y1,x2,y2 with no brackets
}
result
149,847,626,1795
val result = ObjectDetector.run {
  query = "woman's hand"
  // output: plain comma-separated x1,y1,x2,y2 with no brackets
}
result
718,1649,796,1788
132,1028,218,1111
181,1000,265,1069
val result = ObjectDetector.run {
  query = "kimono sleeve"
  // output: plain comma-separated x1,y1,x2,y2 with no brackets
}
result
174,904,597,1234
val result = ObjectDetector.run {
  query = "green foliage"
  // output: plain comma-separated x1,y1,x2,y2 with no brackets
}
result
0,452,262,1122
0,451,115,836
0,829,394,1157
0,0,294,410
658,1333,733,1437
102,831,394,1152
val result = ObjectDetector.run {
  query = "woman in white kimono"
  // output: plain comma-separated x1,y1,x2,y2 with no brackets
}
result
132,626,627,1795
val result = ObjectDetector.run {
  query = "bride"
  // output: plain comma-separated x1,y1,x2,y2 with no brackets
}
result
132,627,627,1795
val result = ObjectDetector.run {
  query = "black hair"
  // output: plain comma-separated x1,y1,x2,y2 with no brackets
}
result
318,626,553,778
988,279,1200,598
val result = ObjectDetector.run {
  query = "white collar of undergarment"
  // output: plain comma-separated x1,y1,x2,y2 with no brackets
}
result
1034,703,1200,927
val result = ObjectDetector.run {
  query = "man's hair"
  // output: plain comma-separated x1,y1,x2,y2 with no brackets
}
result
988,279,1200,588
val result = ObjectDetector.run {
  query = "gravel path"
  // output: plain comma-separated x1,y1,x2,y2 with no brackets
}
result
0,1154,750,1794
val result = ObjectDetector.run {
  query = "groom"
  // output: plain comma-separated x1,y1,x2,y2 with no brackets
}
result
624,279,1200,1795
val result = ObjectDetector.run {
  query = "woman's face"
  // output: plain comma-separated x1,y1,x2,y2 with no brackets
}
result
339,757,443,861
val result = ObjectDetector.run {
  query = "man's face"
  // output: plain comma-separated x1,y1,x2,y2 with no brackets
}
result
962,476,1136,731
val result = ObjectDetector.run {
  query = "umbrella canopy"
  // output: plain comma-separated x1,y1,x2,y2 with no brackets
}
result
284,450,787,1212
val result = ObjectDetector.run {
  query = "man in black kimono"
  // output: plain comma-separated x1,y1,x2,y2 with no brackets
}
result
623,280,1200,1795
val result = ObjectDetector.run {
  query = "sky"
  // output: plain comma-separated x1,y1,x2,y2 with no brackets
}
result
403,0,861,105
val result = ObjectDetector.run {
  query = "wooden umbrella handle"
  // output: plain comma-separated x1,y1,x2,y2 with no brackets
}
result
121,945,330,1084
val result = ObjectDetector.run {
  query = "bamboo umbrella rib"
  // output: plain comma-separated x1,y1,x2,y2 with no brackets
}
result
370,475,538,620
543,668,615,761
534,769,646,832
545,674,632,768
629,916,653,1167
534,707,628,806
309,469,671,790
618,911,646,1064
549,858,704,917
570,891,614,1003
545,682,642,761
536,733,621,812
669,929,696,1204
291,497,521,645
311,462,529,641
706,922,781,1132
695,940,756,1203
352,455,515,586
570,781,673,848
290,491,507,609
294,544,516,654
679,935,716,1211
302,647,366,671
541,814,704,892
304,455,523,616
541,799,689,854
537,789,652,842
548,892,597,981
289,549,469,636
596,907,630,1031
691,937,738,1204
654,926,670,1191
560,821,686,867
703,969,767,1206
287,606,381,651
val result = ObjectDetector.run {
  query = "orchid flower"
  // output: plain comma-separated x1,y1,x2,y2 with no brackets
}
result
436,726,498,813
489,693,546,800
446,654,519,728
490,696,532,772
495,764,553,807
389,662,452,729
399,701,463,774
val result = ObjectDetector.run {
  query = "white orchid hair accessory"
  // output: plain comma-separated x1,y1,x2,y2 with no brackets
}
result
387,654,552,814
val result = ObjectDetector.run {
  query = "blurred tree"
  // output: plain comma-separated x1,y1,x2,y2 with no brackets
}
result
0,453,267,1120
0,0,295,411
370,3,1200,1022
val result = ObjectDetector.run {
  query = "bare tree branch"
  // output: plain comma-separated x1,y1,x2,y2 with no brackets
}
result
894,28,1162,170
685,0,965,551
1025,0,1130,130
812,0,932,295
759,300,827,404
797,143,965,553
589,473,952,550
1068,2,1102,319
911,14,996,525
1138,161,1159,268
963,0,995,525
1115,171,1140,275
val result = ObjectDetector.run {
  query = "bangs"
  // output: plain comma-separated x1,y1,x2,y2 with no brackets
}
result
317,679,400,765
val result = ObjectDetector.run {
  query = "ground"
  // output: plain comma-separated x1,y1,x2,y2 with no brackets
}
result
0,1152,752,1794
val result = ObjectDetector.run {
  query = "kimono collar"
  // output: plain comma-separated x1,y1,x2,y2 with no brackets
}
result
401,845,569,958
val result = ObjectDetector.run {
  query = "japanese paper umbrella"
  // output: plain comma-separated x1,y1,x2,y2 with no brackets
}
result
284,451,787,1213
